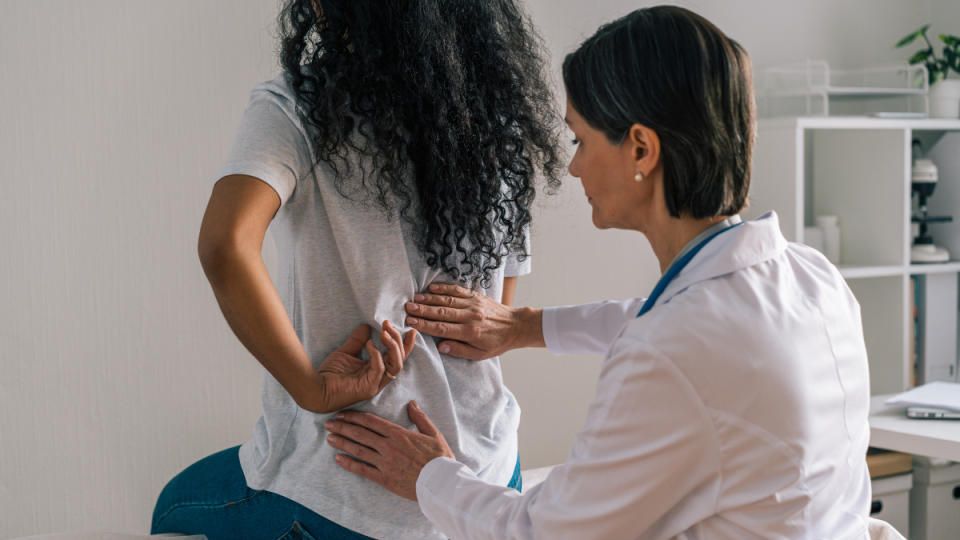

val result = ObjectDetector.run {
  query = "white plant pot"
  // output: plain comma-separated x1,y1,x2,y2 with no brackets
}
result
929,79,960,119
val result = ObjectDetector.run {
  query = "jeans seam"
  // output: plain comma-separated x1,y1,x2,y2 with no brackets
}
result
153,490,265,530
278,521,314,540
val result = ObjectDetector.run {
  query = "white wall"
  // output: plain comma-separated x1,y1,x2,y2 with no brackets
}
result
932,1,960,52
1,0,957,537
0,1,277,537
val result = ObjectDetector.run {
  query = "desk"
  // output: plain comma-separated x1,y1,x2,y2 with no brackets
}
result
870,394,960,462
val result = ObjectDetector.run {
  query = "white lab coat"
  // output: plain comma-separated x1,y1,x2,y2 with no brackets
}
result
416,212,872,539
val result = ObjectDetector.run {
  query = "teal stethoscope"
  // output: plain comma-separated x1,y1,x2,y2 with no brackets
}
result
636,222,743,318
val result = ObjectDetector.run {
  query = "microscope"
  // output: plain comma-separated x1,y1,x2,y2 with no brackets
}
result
911,140,952,263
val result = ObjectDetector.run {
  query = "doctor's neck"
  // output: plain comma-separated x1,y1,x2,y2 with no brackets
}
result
645,211,729,274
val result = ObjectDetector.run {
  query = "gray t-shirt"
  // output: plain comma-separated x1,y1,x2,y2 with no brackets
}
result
219,74,527,539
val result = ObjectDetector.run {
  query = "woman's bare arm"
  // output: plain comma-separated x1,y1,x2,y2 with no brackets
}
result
198,174,412,413
501,276,519,306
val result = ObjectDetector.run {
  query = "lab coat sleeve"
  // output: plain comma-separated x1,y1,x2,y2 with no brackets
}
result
416,338,721,540
541,298,644,355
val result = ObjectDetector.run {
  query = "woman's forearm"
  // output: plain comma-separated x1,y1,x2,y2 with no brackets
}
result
196,175,408,414
502,276,519,306
199,243,323,411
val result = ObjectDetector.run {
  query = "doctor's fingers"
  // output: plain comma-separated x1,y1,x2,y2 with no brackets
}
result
403,317,464,340
325,417,388,449
326,432,381,464
405,302,475,323
435,340,491,361
426,282,475,298
410,291,473,309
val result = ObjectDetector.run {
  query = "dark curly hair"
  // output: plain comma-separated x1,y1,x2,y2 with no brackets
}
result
278,0,563,287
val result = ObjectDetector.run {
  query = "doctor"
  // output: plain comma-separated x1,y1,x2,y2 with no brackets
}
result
324,6,873,538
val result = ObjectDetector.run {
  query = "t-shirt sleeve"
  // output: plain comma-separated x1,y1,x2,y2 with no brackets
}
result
503,226,532,277
218,89,313,208
542,298,645,355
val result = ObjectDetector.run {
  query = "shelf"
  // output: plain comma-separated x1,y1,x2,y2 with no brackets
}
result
760,116,960,131
766,88,925,98
839,262,960,279
839,266,905,279
908,261,960,275
826,87,925,97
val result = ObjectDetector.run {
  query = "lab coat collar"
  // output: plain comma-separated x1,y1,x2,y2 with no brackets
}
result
656,211,788,307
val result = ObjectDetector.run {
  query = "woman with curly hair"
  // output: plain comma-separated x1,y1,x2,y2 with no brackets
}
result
149,1,562,538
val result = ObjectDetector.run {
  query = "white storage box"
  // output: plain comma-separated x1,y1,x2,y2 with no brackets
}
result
910,459,960,540
871,473,912,537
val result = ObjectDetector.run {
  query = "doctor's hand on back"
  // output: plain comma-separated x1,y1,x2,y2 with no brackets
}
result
325,400,456,501
403,283,544,361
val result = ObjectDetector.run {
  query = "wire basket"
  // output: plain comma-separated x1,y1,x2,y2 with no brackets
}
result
759,60,929,117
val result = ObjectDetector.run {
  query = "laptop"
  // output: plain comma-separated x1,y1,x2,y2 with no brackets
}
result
906,406,960,420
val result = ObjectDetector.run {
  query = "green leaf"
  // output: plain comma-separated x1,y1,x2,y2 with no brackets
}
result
910,49,933,64
932,66,945,84
940,34,960,47
896,32,918,48
928,58,947,84
897,24,930,47
938,58,950,77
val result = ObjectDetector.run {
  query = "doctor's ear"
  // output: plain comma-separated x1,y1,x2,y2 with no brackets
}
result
625,124,661,169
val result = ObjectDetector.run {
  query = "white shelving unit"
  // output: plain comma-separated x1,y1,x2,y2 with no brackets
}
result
747,116,960,396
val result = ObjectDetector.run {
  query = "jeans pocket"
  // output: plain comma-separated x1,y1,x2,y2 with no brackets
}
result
275,521,318,540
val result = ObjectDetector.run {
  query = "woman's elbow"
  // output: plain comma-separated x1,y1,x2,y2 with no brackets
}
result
197,227,245,281
198,229,222,271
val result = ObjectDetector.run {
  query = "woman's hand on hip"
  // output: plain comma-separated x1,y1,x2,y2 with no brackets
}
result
309,321,416,413
404,283,544,360
325,400,455,501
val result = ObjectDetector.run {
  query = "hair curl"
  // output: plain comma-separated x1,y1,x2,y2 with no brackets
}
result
278,0,563,287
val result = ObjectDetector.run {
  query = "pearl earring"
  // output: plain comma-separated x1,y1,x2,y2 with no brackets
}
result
634,171,644,182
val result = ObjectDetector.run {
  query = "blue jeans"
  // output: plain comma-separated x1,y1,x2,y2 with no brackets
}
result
151,446,522,540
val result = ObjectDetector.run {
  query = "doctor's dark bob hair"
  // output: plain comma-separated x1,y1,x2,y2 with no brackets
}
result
562,6,755,219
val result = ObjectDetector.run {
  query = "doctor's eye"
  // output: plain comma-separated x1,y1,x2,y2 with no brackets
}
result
571,138,580,146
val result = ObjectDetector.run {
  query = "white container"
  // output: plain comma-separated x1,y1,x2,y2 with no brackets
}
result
871,473,912,538
910,458,960,540
816,215,841,264
929,79,960,119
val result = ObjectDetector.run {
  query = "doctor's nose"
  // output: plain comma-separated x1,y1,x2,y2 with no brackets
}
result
567,156,581,179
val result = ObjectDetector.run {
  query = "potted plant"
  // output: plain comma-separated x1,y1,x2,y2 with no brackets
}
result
897,25,960,118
